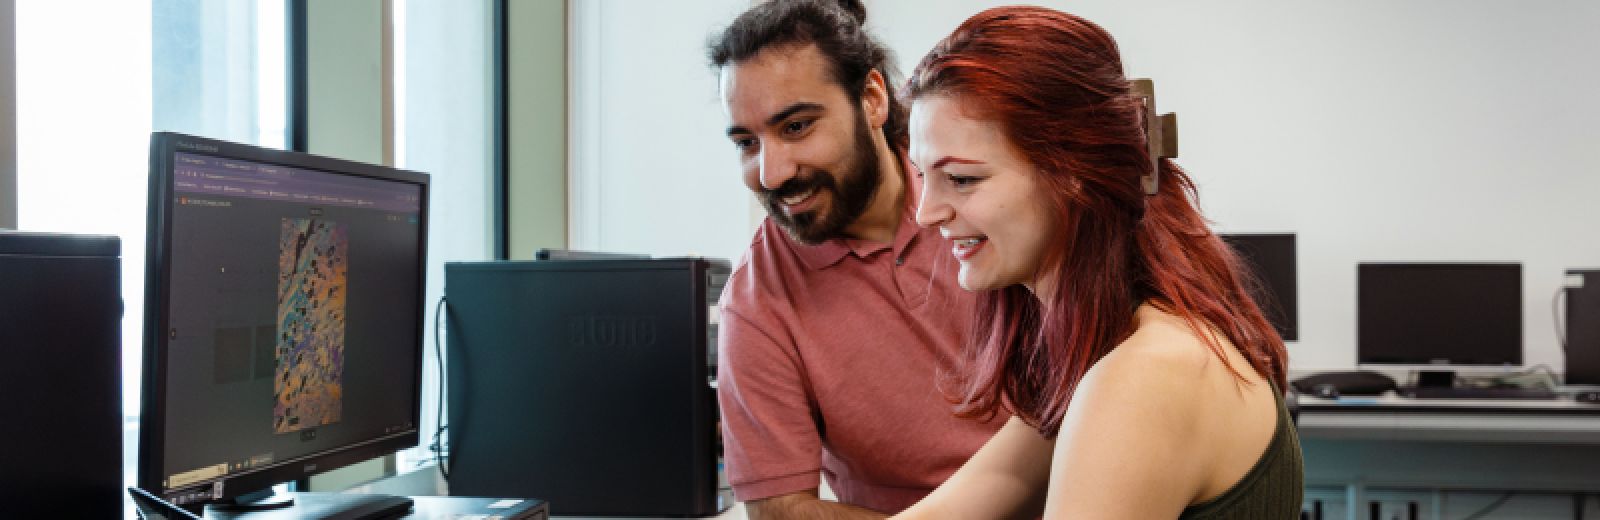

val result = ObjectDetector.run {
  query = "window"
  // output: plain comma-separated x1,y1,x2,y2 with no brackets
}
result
17,0,488,484
392,0,495,469
17,0,283,500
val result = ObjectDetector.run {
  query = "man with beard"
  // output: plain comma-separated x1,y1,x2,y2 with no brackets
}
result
709,1,1004,517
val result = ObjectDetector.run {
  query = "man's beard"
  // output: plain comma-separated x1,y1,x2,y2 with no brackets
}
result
763,115,883,245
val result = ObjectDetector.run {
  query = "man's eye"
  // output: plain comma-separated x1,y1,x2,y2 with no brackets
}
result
783,120,813,135
732,137,756,151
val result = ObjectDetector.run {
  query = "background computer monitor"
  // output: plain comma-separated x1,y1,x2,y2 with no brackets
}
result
1219,233,1298,341
140,132,428,508
1358,263,1522,370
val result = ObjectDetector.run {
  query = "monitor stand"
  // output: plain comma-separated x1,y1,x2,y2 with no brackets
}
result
1415,370,1456,389
204,488,296,512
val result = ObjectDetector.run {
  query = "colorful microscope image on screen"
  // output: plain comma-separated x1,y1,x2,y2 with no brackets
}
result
275,218,347,434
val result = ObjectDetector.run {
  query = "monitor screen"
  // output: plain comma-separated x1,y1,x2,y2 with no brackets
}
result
1219,233,1297,341
140,132,427,506
1357,263,1521,367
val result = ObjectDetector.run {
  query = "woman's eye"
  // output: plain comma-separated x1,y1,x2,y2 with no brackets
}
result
950,175,980,187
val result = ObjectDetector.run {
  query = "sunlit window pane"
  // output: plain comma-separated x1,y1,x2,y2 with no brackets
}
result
17,0,154,417
17,3,283,504
393,0,494,470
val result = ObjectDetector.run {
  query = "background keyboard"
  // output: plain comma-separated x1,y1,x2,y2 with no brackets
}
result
1407,387,1557,400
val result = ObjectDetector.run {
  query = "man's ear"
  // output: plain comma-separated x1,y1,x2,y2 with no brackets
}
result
860,68,889,129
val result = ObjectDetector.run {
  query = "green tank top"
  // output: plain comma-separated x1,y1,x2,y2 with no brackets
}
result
1177,383,1304,519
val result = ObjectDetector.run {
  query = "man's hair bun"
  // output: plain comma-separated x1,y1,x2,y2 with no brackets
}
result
833,0,866,26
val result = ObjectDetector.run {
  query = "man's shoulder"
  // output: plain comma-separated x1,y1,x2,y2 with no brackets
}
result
722,219,799,306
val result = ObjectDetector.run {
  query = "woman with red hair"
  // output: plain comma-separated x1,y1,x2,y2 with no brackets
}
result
894,6,1303,518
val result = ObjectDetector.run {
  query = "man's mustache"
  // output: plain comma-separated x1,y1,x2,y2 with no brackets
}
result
764,173,832,206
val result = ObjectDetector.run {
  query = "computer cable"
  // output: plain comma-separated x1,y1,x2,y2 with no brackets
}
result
1459,492,1514,520
1555,287,1569,351
433,295,450,481
1457,364,1559,390
1521,364,1561,388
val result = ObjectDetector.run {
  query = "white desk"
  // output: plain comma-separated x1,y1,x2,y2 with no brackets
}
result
1296,393,1600,520
356,462,748,520
1298,394,1600,444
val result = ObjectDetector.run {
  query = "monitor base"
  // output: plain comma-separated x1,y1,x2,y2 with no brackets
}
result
1415,370,1456,389
204,488,295,512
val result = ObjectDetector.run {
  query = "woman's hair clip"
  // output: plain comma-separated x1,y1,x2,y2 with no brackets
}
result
1130,79,1179,195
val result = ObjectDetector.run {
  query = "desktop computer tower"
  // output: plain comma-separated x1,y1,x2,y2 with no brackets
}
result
0,231,123,517
1567,269,1600,385
445,258,729,516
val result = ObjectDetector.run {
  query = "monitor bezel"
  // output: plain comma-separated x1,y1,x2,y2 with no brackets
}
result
1355,262,1523,369
1217,232,1298,342
139,131,429,505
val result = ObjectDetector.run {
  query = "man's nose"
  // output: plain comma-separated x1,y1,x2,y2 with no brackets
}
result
758,142,796,191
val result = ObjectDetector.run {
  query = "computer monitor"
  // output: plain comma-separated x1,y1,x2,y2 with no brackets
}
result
1219,233,1298,341
139,132,428,511
1358,263,1522,378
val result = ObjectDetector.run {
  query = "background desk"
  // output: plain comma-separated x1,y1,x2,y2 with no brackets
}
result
1297,394,1600,519
356,464,748,520
198,494,549,519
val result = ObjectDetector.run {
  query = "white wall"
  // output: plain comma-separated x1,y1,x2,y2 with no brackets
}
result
0,0,15,230
571,0,1600,372
568,0,755,262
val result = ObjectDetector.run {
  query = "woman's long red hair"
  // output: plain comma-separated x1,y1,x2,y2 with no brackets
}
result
906,6,1289,437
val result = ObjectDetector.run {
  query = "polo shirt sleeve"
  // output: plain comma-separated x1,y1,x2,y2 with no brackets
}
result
716,305,822,502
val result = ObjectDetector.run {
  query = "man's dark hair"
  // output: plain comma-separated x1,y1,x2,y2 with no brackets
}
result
708,0,908,151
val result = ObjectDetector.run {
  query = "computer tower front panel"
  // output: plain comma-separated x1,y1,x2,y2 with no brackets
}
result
0,232,123,517
446,259,724,516
1567,270,1600,385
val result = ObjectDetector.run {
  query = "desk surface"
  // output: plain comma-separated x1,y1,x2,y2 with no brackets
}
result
198,493,549,519
1296,393,1600,444
352,463,748,520
1296,393,1600,496
1299,393,1600,412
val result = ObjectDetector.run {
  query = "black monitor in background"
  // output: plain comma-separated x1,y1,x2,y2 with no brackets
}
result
140,132,428,514
1358,263,1522,381
1219,233,1298,341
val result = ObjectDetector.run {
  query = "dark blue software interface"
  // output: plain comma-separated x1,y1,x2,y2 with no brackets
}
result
158,152,422,491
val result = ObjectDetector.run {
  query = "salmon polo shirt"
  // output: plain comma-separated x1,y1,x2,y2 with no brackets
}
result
715,160,1006,513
